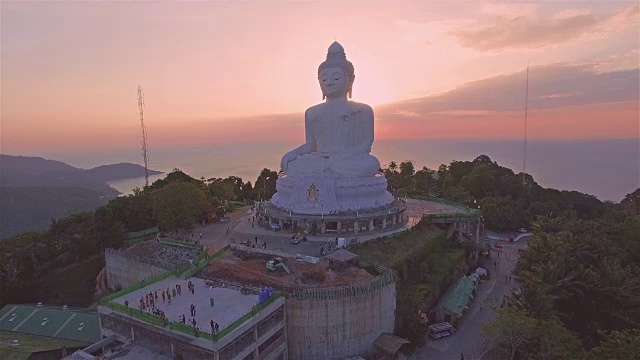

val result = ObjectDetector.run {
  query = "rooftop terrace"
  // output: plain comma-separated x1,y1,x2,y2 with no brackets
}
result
110,276,259,336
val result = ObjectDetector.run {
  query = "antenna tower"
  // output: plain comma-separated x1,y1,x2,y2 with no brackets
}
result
137,85,150,187
522,64,529,186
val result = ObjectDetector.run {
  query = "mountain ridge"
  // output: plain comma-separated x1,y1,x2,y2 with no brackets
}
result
0,154,163,192
0,154,163,238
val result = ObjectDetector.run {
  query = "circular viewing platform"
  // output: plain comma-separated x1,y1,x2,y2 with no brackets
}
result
259,200,407,236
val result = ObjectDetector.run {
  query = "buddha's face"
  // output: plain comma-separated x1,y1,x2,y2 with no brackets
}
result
319,67,350,99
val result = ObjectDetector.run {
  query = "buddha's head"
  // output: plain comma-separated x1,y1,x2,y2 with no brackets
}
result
318,42,355,100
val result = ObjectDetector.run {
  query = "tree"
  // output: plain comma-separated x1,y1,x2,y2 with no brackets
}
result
516,226,640,347
589,329,640,360
412,167,435,196
621,188,640,214
255,168,278,200
146,169,201,192
479,196,527,231
482,308,584,360
0,256,24,283
460,164,498,199
151,181,206,229
103,192,155,232
482,308,538,360
207,178,237,203
241,181,254,201
443,185,473,205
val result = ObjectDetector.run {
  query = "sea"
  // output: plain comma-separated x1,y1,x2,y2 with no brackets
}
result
49,139,639,202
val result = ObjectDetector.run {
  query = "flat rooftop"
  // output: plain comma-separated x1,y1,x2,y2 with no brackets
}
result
125,240,200,267
200,251,375,291
111,276,258,334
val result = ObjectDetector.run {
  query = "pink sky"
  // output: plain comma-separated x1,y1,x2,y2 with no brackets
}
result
1,1,638,154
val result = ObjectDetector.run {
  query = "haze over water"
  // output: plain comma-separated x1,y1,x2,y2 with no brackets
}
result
49,139,639,202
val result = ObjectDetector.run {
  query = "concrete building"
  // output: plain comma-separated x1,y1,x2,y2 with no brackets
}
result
98,276,287,360
92,197,480,360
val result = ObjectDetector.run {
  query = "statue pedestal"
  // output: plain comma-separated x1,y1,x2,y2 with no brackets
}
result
270,173,393,215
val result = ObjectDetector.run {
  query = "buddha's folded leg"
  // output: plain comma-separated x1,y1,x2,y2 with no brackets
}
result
286,154,327,175
329,154,381,177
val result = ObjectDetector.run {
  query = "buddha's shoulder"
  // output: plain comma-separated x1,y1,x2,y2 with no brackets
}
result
350,102,374,115
305,103,325,118
305,101,373,118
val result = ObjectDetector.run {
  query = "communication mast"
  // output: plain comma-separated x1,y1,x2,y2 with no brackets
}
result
522,64,529,186
137,85,150,187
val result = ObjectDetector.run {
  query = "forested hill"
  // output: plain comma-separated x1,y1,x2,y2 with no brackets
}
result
0,157,637,358
83,162,163,182
0,155,162,191
0,154,162,238
0,186,111,238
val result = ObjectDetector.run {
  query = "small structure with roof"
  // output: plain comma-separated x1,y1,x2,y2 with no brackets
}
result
373,333,410,360
443,276,477,322
325,248,359,270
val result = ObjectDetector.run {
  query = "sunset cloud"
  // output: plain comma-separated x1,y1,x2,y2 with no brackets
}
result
377,62,639,115
3,58,636,154
1,1,638,156
450,3,639,51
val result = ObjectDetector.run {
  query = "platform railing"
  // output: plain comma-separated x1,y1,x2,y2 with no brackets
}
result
291,264,396,301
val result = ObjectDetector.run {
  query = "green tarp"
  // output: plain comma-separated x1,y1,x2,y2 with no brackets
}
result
126,227,159,240
444,276,475,317
0,305,100,344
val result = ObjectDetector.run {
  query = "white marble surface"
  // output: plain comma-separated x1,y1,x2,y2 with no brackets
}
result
280,42,381,178
273,42,393,213
271,174,393,214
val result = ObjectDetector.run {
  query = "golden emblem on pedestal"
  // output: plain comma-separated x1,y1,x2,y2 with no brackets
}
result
307,181,319,202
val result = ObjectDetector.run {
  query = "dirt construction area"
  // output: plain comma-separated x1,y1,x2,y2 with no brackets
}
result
200,251,374,291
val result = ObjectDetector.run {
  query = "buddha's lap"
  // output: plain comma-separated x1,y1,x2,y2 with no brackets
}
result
288,153,379,176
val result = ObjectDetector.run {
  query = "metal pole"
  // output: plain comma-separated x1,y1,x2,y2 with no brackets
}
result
522,64,529,186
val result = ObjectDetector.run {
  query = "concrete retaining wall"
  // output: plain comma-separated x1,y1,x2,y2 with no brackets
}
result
100,313,215,360
105,249,168,290
286,280,396,360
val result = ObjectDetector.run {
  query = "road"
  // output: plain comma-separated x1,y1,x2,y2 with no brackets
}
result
410,239,529,360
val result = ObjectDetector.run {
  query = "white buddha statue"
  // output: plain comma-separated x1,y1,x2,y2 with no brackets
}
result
280,42,381,178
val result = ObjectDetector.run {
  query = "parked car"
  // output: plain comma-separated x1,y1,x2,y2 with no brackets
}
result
427,322,456,340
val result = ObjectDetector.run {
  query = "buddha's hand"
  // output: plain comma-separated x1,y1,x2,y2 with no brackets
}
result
281,151,299,170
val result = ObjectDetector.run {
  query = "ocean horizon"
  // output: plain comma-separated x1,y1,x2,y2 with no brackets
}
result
42,139,639,202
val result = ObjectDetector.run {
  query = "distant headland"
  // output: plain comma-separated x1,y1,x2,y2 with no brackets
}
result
0,154,163,237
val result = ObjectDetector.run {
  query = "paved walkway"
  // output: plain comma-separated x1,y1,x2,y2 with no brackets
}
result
172,207,326,258
175,198,468,261
410,240,528,360
173,206,412,258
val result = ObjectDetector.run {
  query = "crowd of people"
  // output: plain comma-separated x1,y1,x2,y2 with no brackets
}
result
123,279,224,336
